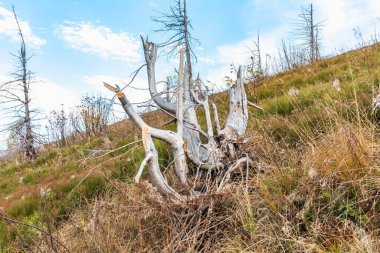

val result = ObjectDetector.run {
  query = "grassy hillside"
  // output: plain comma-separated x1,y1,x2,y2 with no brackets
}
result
0,44,380,252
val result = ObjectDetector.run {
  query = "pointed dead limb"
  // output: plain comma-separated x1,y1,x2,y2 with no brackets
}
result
182,62,203,160
189,83,229,167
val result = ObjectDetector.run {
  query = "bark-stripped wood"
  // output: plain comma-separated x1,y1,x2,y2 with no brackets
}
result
141,37,203,161
219,66,248,140
141,36,177,114
104,83,190,197
105,38,265,200
177,48,184,137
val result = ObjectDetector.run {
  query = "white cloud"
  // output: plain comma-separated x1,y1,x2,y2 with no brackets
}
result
56,21,141,62
31,78,79,113
0,6,46,49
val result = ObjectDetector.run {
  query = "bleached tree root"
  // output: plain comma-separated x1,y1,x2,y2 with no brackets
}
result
105,38,263,202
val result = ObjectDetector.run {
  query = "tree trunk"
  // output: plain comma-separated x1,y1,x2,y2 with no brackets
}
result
21,46,36,159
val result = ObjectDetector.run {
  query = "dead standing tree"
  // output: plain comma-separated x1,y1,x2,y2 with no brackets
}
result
46,105,67,147
152,0,197,83
295,3,322,63
105,37,260,201
0,7,37,159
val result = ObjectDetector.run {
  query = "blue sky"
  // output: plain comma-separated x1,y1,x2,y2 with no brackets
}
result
0,0,380,145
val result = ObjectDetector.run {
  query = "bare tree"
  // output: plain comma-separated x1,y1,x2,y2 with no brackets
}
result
0,6,37,159
78,94,112,138
152,0,198,84
279,39,308,71
46,105,67,147
294,3,322,63
67,110,84,143
246,33,265,82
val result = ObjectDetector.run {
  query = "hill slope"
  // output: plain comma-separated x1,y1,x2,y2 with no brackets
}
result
0,44,380,252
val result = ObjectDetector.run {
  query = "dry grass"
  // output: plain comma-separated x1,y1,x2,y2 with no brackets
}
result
27,113,379,252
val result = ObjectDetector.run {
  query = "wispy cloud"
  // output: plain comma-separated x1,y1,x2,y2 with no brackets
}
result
0,6,46,49
56,21,141,62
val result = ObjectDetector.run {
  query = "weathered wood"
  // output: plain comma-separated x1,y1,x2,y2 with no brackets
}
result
190,87,213,138
107,37,261,199
141,37,203,161
141,36,177,114
220,66,248,140
177,48,184,137
104,83,190,197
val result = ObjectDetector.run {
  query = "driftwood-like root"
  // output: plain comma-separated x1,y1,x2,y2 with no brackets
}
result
105,38,262,202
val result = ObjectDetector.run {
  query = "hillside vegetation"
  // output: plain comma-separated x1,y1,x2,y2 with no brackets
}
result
0,43,380,252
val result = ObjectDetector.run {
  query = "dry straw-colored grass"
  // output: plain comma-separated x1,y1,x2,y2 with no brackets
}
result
32,113,379,252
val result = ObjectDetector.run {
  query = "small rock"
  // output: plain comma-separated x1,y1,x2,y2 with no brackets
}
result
18,177,24,184
70,175,75,180
332,78,341,92
288,87,299,97
21,194,26,200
